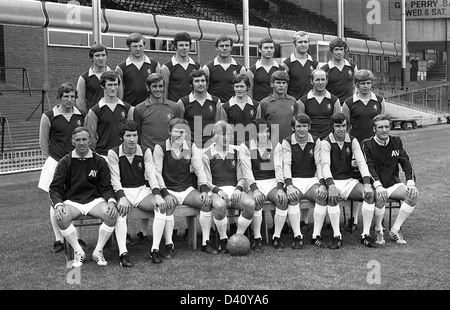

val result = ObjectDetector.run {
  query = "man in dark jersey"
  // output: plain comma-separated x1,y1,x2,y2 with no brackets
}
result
50,127,118,268
115,33,161,106
247,37,285,102
161,32,200,102
362,114,419,245
202,34,246,103
76,43,111,113
39,82,86,253
281,31,318,100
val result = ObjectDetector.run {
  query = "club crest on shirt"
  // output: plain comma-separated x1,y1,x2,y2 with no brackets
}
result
327,103,332,111
348,69,353,77
209,105,214,113
88,170,98,178
183,154,191,162
373,104,379,111
137,162,143,170
310,65,314,72
76,120,82,126
309,149,314,157
233,70,238,76
249,110,255,118
147,69,153,75
231,160,236,168
121,111,126,119
290,105,294,112
345,147,351,156
167,113,173,121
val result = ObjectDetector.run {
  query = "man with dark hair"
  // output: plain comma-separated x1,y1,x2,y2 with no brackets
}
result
161,32,200,102
50,127,118,267
178,69,223,148
281,31,318,100
115,32,161,106
321,113,375,249
202,34,246,103
108,120,168,265
84,71,131,158
321,37,358,104
247,37,285,102
39,82,86,253
362,114,419,245
76,43,111,113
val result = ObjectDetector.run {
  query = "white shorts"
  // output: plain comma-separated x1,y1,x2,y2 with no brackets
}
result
123,185,152,208
38,156,59,192
291,177,319,195
254,179,278,197
64,197,106,216
334,178,361,200
385,183,403,198
167,186,196,205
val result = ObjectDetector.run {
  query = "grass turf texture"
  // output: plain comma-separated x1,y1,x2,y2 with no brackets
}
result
0,124,449,291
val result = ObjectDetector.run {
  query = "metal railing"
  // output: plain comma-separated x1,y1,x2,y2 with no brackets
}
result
0,89,50,119
0,67,33,96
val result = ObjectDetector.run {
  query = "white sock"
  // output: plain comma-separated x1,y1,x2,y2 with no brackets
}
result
312,204,327,238
374,206,385,231
236,215,252,235
50,206,63,241
115,215,128,255
361,202,375,237
152,210,166,251
164,214,175,245
94,223,114,253
273,208,287,238
327,205,341,238
251,209,262,239
60,224,82,253
213,216,228,240
199,210,213,245
288,204,302,238
353,201,361,224
392,202,415,232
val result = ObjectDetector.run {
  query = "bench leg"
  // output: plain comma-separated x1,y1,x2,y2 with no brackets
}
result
187,216,197,250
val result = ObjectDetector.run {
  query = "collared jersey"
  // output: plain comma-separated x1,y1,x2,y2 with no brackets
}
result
321,59,356,103
39,106,85,161
247,60,285,101
162,56,200,102
282,53,318,100
77,65,112,112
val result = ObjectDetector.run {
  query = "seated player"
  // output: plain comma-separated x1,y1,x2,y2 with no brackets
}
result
321,113,375,249
282,114,328,249
362,114,419,245
201,121,256,254
49,127,118,267
239,119,287,252
153,118,218,256
108,120,168,265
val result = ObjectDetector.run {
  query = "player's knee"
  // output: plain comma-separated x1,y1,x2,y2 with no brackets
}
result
212,201,227,218
405,195,418,206
103,216,116,227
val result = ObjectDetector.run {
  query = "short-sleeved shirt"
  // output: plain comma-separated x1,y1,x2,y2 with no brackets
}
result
283,53,318,100
321,59,356,103
247,60,284,101
162,56,200,102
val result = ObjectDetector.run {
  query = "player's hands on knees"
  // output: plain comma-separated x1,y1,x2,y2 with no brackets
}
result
376,186,388,202
117,197,132,216
200,192,211,207
328,184,339,205
252,189,265,206
276,189,288,207
286,185,300,202
363,184,374,200
154,194,167,213
217,190,229,204
165,195,178,209
55,204,66,221
316,185,328,202
231,189,242,206
406,185,419,199
107,202,118,218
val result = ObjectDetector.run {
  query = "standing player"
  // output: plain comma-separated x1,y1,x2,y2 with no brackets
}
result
342,69,386,144
131,73,183,241
239,119,287,252
220,73,261,145
321,113,376,249
201,121,256,254
202,34,247,103
161,32,200,102
281,31,318,100
108,120,168,266
115,32,161,106
362,114,419,245
153,118,218,256
321,37,357,105
39,82,86,253
84,71,131,158
76,43,111,113
298,68,341,140
281,114,328,249
178,69,223,148
247,37,285,102
49,127,118,267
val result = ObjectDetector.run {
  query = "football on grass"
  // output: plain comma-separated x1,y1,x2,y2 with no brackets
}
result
227,234,250,256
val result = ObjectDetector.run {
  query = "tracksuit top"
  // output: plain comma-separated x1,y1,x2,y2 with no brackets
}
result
362,136,415,188
283,53,318,100
49,150,115,206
